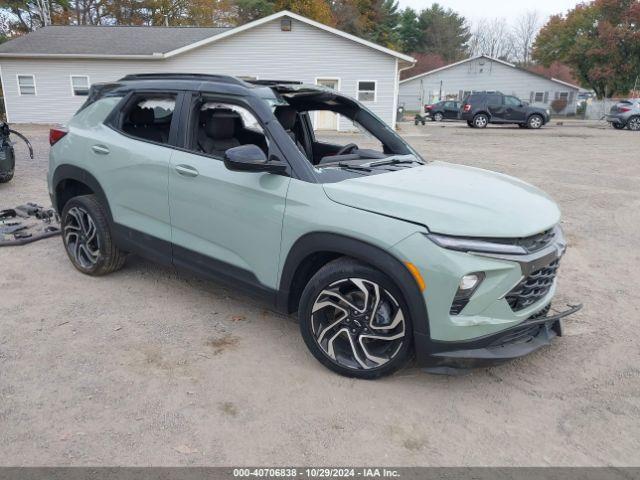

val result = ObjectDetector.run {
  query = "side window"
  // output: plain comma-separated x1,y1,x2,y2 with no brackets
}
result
504,96,521,107
357,81,376,102
120,94,176,145
71,75,90,96
17,75,36,96
486,94,502,107
189,99,267,159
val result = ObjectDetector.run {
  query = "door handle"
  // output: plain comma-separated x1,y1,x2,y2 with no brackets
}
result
175,164,199,178
91,144,110,155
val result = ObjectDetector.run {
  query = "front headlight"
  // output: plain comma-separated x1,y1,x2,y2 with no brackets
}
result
426,233,528,255
546,109,550,116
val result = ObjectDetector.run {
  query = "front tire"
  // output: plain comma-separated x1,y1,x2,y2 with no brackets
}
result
467,120,475,128
527,114,544,129
473,113,489,128
627,116,640,131
0,168,14,183
61,195,126,276
299,258,413,379
612,123,626,130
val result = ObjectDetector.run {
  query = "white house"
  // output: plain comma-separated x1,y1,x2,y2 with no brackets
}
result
399,55,580,115
0,10,415,128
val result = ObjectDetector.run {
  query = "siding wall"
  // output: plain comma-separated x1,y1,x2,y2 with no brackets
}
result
0,18,398,128
398,58,578,114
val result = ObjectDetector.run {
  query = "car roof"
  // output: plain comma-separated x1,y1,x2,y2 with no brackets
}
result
100,73,328,99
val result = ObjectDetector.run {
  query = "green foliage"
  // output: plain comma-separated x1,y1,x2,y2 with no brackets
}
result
397,7,420,53
416,3,469,61
533,0,640,98
235,0,275,24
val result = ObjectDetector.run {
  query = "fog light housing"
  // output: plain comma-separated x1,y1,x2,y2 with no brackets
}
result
450,272,485,315
459,273,481,291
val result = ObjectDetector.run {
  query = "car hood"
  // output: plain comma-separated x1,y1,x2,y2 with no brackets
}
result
322,162,560,238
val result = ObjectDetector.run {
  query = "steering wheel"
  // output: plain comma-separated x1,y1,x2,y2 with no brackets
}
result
335,143,358,156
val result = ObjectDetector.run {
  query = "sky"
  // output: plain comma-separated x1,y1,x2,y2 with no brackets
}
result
396,0,582,24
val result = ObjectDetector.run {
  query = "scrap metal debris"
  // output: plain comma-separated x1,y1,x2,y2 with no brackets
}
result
0,203,60,246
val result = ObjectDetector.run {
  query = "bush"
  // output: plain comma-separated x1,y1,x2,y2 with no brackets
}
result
551,98,568,114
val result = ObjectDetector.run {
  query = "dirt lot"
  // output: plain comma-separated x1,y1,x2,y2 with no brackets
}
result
1,120,639,466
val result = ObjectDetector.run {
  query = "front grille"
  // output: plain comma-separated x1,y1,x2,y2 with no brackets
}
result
518,229,556,252
506,259,560,311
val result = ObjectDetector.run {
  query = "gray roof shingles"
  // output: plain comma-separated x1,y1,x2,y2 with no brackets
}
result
0,25,232,56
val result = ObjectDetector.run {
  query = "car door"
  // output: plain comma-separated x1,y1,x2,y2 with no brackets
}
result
168,93,291,292
444,102,458,119
97,91,182,263
504,96,527,122
486,94,506,121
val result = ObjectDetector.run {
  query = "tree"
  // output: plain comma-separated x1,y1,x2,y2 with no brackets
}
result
511,10,540,66
399,52,445,79
416,3,469,61
235,0,274,24
396,7,420,53
274,0,334,26
331,0,400,49
469,17,515,61
533,0,640,98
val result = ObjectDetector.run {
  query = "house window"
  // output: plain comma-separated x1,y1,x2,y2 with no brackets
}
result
534,92,544,102
357,81,376,102
17,75,36,96
559,92,569,100
71,75,90,96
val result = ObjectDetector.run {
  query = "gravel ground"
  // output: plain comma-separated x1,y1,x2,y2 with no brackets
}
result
0,120,639,466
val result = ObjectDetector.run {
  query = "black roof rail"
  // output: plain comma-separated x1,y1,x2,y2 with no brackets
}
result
118,73,246,85
247,79,303,86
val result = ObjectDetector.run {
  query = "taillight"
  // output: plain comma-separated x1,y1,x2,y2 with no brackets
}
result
49,127,68,146
619,107,631,112
425,105,432,112
463,104,472,112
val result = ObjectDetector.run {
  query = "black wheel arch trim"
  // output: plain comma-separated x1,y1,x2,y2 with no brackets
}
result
277,232,430,338
52,164,114,222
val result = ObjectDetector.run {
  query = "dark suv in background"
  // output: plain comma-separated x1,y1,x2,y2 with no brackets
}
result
460,92,550,129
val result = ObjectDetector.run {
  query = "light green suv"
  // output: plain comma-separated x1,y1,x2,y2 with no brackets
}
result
48,74,580,378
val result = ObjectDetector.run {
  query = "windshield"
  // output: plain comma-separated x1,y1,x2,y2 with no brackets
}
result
267,85,424,181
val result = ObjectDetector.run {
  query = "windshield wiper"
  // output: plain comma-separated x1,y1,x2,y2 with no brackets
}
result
363,159,422,168
336,162,372,172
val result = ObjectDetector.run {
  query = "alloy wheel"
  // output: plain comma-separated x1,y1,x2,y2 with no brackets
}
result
474,115,488,128
528,115,543,129
64,206,101,269
628,117,640,131
434,112,444,122
310,278,406,371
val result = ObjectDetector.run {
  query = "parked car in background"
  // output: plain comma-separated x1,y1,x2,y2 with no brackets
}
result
605,99,640,131
460,92,550,129
424,101,462,122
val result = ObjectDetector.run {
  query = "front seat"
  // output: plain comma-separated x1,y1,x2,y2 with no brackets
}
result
124,106,165,143
274,106,310,159
198,109,241,157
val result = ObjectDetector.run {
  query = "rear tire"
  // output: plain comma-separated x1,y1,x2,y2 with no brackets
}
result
612,123,626,130
433,112,444,122
467,120,474,128
518,123,528,128
627,116,640,131
298,257,413,379
473,113,489,128
0,168,14,183
61,194,126,276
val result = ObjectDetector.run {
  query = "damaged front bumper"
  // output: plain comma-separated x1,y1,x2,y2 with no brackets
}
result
420,303,582,373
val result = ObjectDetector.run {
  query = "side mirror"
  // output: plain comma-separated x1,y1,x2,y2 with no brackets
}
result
223,144,287,174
